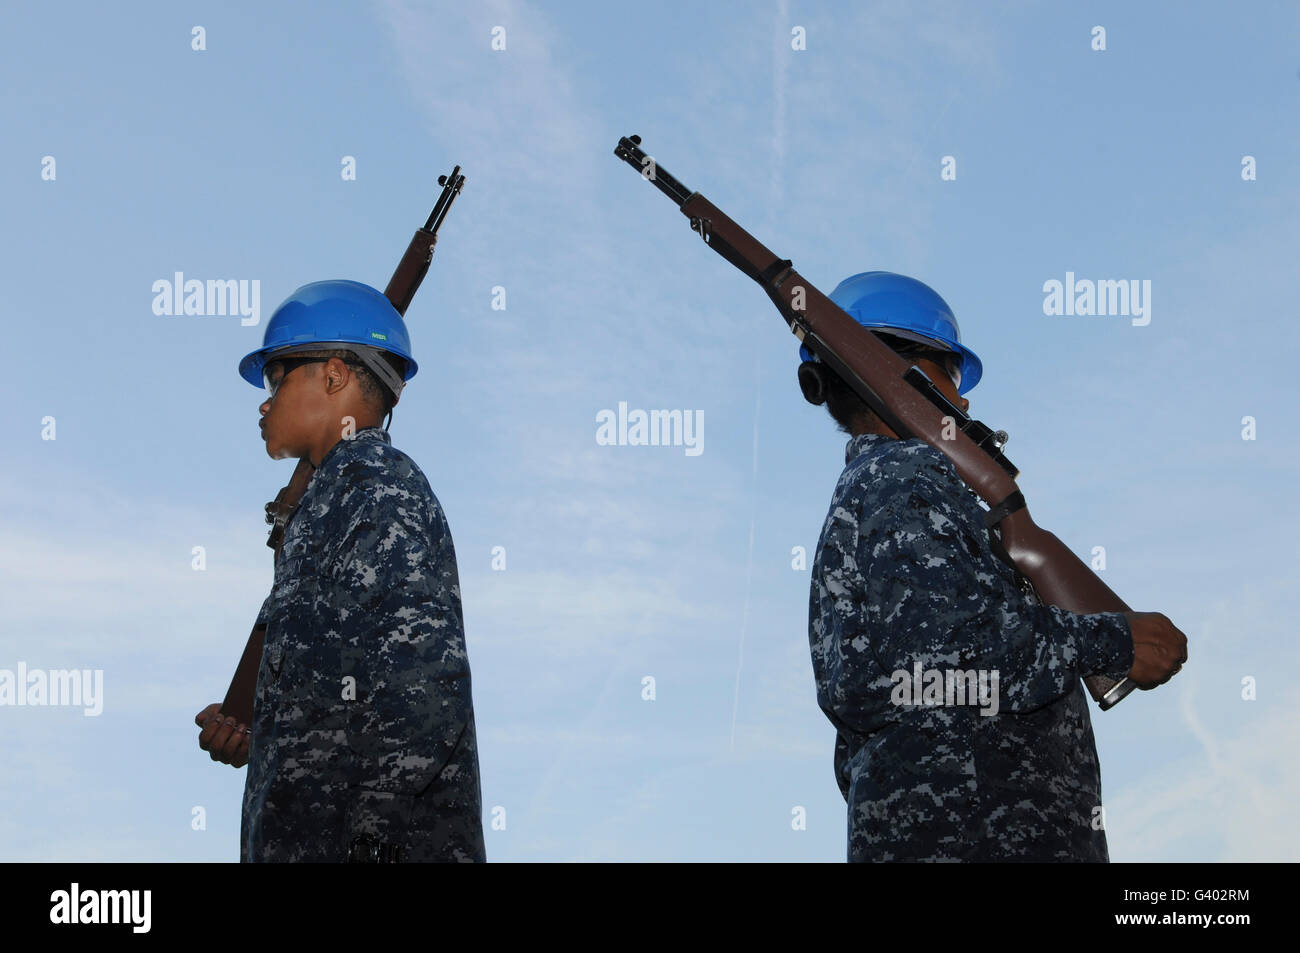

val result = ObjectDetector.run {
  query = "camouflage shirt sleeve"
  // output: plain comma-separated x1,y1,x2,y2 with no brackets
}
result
322,477,477,850
852,447,1134,714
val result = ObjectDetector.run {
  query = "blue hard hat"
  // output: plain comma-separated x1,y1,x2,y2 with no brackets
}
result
800,271,982,394
238,279,419,388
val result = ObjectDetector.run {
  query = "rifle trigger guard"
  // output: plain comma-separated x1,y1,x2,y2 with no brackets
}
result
983,490,1026,529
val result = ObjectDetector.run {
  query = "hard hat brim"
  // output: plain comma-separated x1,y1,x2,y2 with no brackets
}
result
238,341,420,388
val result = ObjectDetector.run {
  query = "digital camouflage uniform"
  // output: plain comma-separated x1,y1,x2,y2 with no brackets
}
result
242,426,485,862
809,432,1134,862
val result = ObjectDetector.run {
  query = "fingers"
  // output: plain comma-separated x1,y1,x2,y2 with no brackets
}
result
230,732,250,769
1129,646,1168,688
198,713,238,756
207,717,238,762
197,712,224,751
218,721,249,763
1130,642,1188,689
1164,624,1189,679
1126,612,1189,690
197,707,251,766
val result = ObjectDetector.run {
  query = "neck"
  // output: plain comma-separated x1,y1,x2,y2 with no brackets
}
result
304,419,382,467
850,418,899,439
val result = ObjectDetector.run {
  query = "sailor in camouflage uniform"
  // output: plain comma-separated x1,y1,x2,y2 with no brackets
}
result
234,280,485,862
799,272,1135,862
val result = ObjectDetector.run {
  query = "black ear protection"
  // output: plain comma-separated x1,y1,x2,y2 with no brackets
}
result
798,361,828,405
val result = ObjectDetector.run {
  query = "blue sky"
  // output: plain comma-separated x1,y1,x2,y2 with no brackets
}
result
1,0,1297,861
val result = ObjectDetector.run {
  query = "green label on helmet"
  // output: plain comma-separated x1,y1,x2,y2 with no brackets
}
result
370,331,388,341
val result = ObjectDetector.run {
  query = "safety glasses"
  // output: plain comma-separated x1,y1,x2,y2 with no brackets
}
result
894,345,961,391
262,356,362,400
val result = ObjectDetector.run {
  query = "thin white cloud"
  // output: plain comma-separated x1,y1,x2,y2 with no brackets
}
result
1108,691,1300,861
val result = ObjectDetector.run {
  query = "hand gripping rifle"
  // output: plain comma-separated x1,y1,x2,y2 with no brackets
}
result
218,166,467,730
613,135,1135,710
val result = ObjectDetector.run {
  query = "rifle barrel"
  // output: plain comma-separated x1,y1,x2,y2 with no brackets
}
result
615,135,694,206
424,166,465,234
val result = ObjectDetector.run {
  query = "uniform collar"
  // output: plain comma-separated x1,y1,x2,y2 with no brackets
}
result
844,430,983,504
315,426,390,472
844,431,895,465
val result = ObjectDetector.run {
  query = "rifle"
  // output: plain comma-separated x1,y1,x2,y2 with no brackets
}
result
612,135,1135,710
218,166,467,729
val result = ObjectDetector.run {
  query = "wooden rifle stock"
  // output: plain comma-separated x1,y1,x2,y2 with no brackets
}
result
217,166,466,728
221,624,266,723
613,135,1135,710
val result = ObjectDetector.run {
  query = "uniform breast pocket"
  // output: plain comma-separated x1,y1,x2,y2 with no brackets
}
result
253,640,288,727
264,642,285,680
